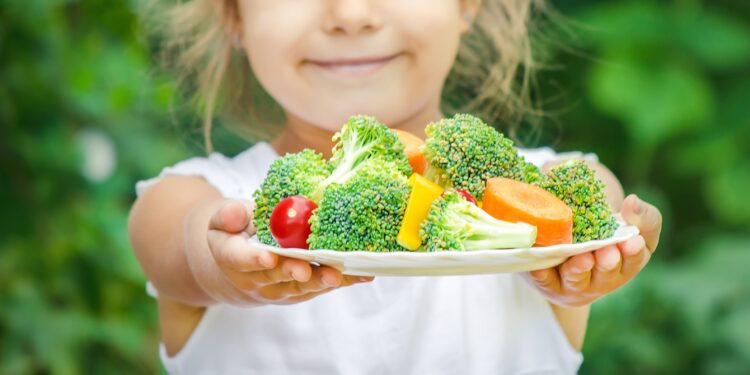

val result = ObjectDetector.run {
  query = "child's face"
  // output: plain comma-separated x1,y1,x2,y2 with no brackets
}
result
237,0,471,131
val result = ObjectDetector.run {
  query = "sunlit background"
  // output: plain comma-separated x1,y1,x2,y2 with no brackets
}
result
1,0,749,374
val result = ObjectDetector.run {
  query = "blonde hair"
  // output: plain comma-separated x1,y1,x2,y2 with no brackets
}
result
144,0,544,152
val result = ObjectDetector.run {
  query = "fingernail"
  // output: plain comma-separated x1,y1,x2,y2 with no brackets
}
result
321,275,333,287
359,277,372,282
625,236,646,254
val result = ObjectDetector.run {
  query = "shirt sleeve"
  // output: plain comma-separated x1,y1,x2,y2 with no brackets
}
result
135,153,245,199
517,146,599,169
134,143,278,200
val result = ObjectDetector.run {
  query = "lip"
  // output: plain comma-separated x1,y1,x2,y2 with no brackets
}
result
304,53,401,74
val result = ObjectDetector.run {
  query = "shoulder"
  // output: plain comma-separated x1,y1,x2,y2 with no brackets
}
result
135,142,279,200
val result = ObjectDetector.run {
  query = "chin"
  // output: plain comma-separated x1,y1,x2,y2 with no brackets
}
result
296,102,408,131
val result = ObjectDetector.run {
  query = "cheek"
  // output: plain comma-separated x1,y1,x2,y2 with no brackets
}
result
389,2,463,59
242,5,313,105
395,4,463,92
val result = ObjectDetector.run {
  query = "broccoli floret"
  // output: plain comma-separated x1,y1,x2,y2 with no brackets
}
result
310,115,411,202
420,191,537,251
252,149,332,246
543,160,618,243
308,160,411,252
422,114,525,200
521,160,546,186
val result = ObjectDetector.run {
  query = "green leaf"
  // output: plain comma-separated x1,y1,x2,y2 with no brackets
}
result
705,162,750,226
576,2,669,48
676,10,750,71
718,308,750,363
588,56,713,145
672,135,740,177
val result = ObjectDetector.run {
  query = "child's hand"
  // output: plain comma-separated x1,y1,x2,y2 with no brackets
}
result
187,200,372,307
525,194,662,307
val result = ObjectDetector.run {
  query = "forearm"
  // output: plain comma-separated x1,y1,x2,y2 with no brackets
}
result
128,176,224,306
549,303,590,351
541,159,624,351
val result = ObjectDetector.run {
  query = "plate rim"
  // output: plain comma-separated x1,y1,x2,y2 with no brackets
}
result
250,224,640,257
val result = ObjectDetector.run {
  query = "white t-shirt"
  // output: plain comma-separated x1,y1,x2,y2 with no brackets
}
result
135,143,597,375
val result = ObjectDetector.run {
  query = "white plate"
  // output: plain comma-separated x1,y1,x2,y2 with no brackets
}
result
249,225,640,277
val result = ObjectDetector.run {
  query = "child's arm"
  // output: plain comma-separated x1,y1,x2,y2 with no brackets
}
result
128,175,370,307
527,160,663,350
129,175,223,305
129,175,372,354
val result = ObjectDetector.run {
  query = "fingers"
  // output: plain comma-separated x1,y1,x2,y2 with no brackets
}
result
621,194,663,253
618,235,650,278
283,277,370,304
229,256,314,290
258,266,338,300
559,252,595,292
252,257,313,286
529,267,561,292
208,225,311,287
207,229,275,272
257,267,373,302
289,275,373,303
529,228,655,307
590,245,621,287
209,200,254,234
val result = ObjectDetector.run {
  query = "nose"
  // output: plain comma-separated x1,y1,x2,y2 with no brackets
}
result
323,0,382,35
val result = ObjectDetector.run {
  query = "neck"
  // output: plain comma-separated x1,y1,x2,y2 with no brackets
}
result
271,97,444,158
271,114,337,158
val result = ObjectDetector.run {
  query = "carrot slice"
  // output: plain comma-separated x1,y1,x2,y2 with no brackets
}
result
483,177,573,246
394,129,427,175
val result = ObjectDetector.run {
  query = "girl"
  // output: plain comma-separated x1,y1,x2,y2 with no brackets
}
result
129,0,663,373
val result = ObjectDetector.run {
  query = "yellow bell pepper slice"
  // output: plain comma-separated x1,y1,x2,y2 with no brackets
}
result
397,173,444,250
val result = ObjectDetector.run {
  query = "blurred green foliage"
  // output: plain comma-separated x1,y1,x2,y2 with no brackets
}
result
0,0,748,374
547,1,750,373
0,0,187,373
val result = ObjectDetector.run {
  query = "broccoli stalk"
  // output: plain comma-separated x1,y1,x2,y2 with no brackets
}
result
420,192,537,251
543,160,618,243
310,115,411,203
422,114,526,201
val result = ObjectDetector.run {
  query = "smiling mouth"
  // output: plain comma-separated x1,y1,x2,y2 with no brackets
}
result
305,53,401,74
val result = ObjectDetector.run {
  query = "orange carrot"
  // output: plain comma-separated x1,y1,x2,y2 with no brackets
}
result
394,129,427,174
483,177,573,246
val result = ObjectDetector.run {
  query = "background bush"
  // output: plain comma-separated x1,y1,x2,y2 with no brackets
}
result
1,0,748,373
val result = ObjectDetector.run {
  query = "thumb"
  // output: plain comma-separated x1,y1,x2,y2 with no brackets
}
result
209,200,255,234
621,194,662,252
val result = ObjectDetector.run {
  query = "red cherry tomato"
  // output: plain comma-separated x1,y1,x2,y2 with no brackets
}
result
455,189,477,205
269,196,317,249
